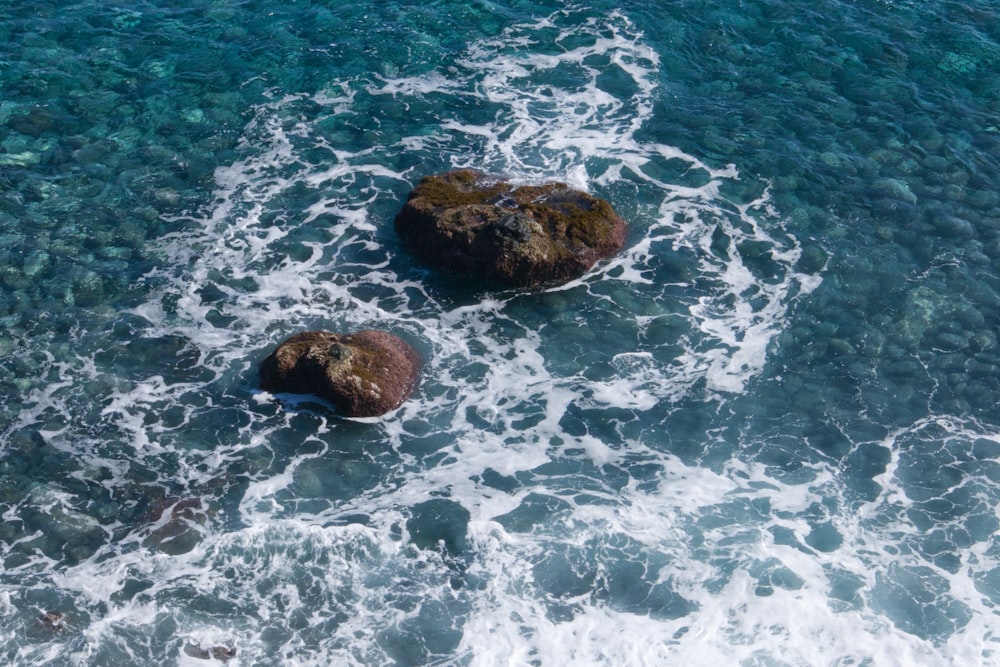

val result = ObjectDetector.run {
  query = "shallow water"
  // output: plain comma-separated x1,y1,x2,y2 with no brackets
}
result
1,1,999,665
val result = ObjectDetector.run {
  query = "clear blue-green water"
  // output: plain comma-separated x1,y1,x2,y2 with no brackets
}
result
2,0,999,664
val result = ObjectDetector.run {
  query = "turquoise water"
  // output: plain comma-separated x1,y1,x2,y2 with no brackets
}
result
1,0,999,664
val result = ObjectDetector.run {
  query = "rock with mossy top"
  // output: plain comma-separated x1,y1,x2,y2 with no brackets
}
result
394,169,626,288
259,330,421,417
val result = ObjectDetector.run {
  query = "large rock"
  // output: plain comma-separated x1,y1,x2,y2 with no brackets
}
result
259,330,421,417
394,169,626,288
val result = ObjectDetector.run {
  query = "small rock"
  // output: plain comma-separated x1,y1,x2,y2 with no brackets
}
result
39,611,66,631
407,499,470,556
795,244,828,274
183,644,237,662
7,108,59,137
142,497,207,555
260,330,421,417
0,151,40,167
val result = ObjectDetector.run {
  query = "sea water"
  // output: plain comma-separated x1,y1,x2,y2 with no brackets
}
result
1,0,999,664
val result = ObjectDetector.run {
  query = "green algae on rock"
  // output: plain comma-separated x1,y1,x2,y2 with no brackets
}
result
259,330,421,418
394,170,626,288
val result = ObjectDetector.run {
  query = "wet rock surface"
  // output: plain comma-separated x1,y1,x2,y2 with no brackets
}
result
394,169,626,288
259,330,421,418
184,644,237,662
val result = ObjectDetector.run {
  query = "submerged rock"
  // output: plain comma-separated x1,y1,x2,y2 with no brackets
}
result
259,330,421,417
142,497,208,556
394,169,626,288
183,644,237,662
406,498,470,556
38,611,66,631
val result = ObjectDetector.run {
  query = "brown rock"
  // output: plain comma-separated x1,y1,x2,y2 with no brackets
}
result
394,169,626,288
39,611,66,631
259,330,421,417
184,644,237,662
